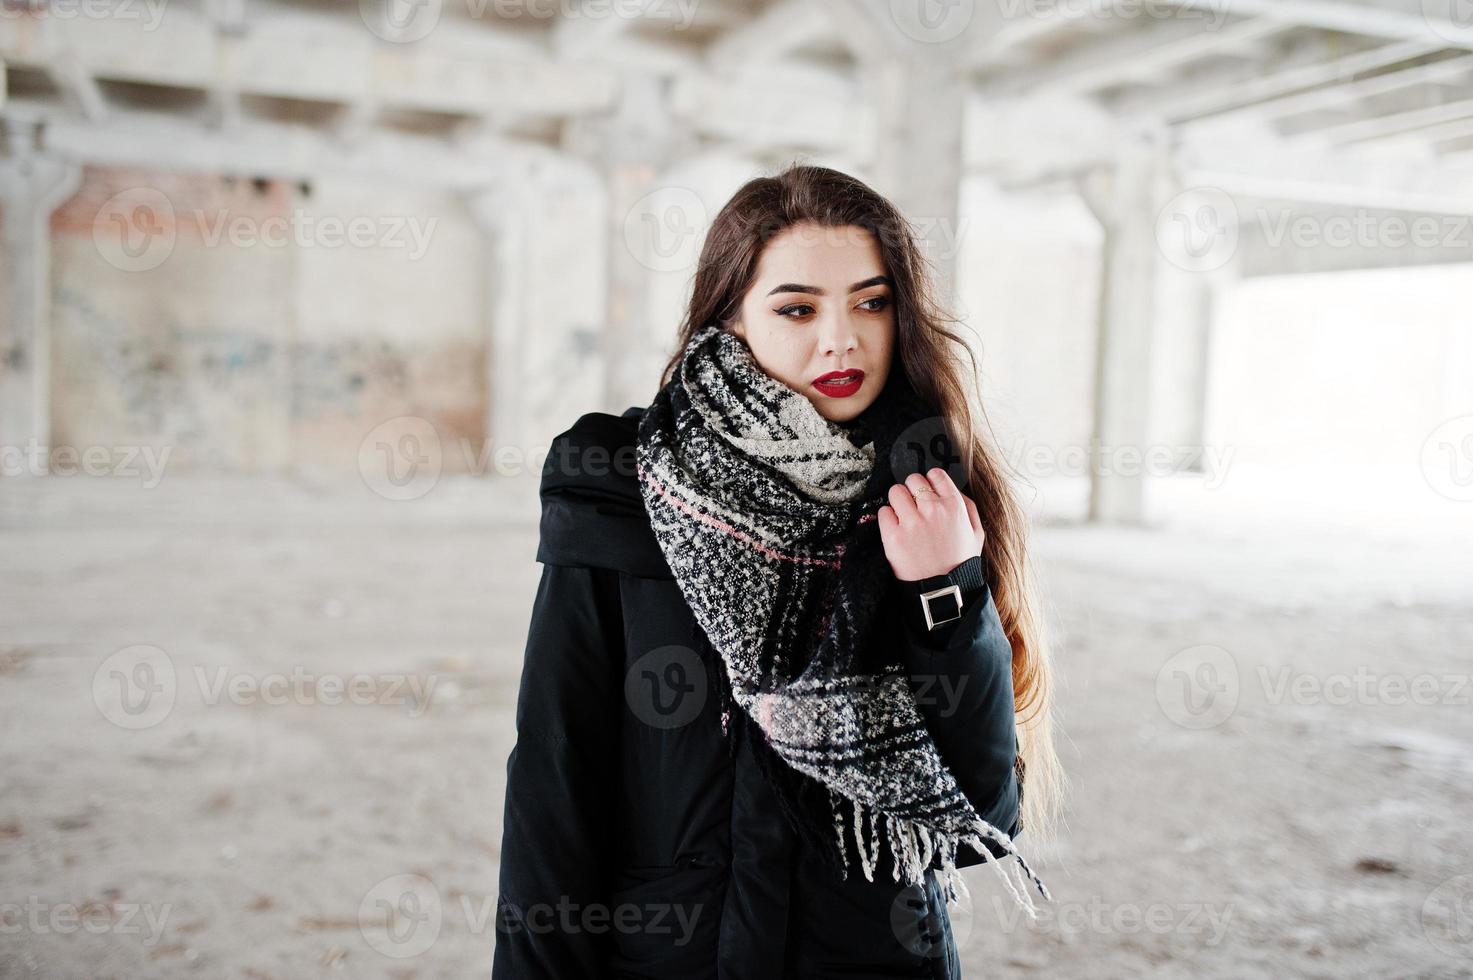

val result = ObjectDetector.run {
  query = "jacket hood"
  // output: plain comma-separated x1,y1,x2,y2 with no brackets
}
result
535,405,672,578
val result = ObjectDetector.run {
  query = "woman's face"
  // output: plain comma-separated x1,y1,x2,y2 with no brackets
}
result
729,222,896,423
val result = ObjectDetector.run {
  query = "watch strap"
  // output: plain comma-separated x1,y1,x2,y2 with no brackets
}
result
901,555,985,634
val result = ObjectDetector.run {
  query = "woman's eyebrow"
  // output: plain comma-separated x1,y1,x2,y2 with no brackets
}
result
766,275,892,297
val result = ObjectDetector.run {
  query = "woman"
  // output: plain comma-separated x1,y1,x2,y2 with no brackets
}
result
494,164,1062,979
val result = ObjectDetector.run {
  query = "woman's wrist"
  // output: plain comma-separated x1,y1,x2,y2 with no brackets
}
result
897,555,985,636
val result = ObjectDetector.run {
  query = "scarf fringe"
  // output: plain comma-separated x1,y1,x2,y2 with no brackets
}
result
828,787,1052,919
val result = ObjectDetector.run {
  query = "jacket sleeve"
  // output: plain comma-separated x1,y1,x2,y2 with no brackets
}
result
493,559,623,979
895,575,1023,868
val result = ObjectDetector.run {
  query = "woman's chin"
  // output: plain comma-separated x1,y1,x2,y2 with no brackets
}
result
806,392,875,424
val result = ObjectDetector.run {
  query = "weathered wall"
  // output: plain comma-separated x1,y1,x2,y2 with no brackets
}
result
46,166,487,473
51,170,296,470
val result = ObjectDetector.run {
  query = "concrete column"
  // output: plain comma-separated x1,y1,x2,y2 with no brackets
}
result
465,153,606,459
0,123,83,469
466,186,529,459
565,74,691,413
864,57,967,302
1078,127,1172,523
818,0,1002,306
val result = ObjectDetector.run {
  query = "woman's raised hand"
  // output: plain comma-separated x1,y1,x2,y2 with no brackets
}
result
876,467,985,582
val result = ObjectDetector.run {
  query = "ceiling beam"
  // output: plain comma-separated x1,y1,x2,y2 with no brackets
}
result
980,16,1291,97
50,54,108,123
1173,135,1473,215
706,0,828,73
1175,0,1473,52
1186,167,1473,215
672,63,869,155
1292,95,1473,146
1184,53,1473,132
1132,38,1445,123
0,9,616,120
1,101,556,190
970,5,1104,70
552,0,645,60
1313,116,1473,158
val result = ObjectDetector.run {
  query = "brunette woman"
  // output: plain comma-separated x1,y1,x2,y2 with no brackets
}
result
494,163,1061,979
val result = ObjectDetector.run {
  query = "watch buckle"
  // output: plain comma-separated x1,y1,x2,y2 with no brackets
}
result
919,584,963,631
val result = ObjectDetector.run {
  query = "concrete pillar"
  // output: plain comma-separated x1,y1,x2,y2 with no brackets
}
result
865,57,967,302
1078,127,1172,523
466,187,529,459
564,74,690,413
818,0,1004,306
465,153,606,459
0,123,83,469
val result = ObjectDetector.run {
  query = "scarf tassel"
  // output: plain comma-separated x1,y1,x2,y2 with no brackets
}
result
828,787,1052,919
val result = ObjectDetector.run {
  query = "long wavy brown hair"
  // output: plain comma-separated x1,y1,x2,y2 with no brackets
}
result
656,163,1064,841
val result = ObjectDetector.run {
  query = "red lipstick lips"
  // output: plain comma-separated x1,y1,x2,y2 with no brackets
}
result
811,369,865,398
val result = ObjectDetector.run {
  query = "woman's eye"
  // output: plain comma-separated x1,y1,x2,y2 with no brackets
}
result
776,304,814,319
858,296,890,312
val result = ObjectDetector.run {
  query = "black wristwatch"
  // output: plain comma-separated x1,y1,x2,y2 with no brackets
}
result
899,555,985,632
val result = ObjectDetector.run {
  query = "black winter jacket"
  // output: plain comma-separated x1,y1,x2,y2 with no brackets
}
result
493,406,1023,980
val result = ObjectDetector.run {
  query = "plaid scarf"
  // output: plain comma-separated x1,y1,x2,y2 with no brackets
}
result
635,323,1050,914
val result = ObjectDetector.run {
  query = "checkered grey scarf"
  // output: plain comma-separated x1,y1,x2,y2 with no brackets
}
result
635,323,1049,914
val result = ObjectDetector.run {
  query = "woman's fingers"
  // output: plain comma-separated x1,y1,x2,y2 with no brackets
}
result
923,467,961,501
902,472,937,505
886,482,920,523
877,504,899,529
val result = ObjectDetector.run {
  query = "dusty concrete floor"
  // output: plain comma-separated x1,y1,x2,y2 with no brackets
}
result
1,474,1471,979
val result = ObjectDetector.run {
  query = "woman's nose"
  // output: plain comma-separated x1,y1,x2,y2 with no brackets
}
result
818,313,859,356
